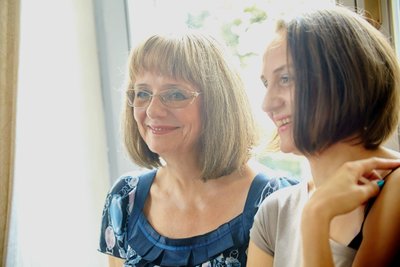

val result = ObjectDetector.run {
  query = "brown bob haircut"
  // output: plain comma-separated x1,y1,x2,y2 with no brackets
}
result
276,6,400,155
122,31,257,180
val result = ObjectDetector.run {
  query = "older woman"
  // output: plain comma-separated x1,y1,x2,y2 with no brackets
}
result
98,31,296,266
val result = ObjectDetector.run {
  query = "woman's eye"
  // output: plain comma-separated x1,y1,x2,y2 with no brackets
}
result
136,90,151,99
164,90,189,101
279,74,293,86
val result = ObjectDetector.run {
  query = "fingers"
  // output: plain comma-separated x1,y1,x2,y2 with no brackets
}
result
377,179,385,189
358,176,373,185
352,176,380,206
362,169,382,181
356,157,400,175
342,158,400,183
358,176,381,191
363,179,381,199
310,157,397,218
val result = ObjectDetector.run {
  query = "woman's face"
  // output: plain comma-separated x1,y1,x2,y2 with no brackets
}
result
260,34,298,154
132,71,202,159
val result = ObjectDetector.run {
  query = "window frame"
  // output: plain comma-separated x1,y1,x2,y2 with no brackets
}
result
93,0,137,181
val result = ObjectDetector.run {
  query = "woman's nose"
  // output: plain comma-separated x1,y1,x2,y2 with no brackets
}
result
146,96,168,118
262,88,284,113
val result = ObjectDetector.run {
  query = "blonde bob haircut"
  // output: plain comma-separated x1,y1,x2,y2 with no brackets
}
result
122,31,257,181
276,6,400,154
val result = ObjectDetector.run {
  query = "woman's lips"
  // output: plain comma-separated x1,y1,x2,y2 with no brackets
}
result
148,125,178,135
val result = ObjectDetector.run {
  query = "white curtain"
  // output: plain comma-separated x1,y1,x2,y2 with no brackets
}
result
7,0,110,266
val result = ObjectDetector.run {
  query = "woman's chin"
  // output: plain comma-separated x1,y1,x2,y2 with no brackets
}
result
279,144,297,154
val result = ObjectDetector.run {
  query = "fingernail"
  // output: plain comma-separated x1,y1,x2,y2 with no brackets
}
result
377,180,385,188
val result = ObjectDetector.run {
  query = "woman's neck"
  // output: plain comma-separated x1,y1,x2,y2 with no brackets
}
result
306,143,390,188
156,159,252,196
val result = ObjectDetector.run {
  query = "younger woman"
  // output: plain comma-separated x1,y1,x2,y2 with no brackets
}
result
248,6,400,267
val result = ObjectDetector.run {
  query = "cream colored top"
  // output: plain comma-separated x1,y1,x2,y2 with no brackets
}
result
250,181,356,267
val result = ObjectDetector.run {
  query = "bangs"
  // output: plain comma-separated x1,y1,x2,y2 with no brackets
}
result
129,35,200,86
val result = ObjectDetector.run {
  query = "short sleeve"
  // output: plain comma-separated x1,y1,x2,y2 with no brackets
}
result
277,176,299,187
250,195,278,256
257,176,298,206
98,175,139,259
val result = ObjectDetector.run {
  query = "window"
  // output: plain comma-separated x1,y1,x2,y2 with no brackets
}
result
9,1,109,266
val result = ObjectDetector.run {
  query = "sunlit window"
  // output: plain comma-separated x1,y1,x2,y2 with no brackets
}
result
391,1,400,56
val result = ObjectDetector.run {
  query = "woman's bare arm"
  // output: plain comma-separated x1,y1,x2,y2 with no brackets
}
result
247,241,274,267
301,200,334,267
353,171,400,266
301,158,400,267
108,256,125,267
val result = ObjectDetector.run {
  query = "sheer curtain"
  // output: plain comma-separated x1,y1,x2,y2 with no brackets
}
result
6,0,110,266
0,0,20,265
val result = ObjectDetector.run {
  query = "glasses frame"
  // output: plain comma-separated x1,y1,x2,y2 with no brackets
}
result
126,88,201,109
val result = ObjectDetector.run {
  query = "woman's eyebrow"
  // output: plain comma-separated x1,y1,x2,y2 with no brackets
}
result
134,83,149,87
273,64,288,74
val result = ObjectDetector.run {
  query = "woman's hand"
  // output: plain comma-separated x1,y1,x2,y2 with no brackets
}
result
306,157,400,220
300,157,400,267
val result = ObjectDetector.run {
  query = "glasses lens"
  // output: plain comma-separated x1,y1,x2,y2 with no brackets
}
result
160,89,196,108
126,90,135,106
127,89,152,108
127,88,199,108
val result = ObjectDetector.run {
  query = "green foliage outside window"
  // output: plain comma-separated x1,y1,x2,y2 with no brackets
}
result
184,4,308,179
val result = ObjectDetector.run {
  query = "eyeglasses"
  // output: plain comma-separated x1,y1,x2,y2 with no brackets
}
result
126,88,201,109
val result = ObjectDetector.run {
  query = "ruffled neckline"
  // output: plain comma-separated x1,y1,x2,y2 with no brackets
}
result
126,171,266,266
127,212,245,266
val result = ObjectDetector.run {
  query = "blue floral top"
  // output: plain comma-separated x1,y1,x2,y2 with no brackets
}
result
98,169,297,266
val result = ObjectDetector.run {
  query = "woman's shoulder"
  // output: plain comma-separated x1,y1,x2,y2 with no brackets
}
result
354,163,400,265
386,166,400,183
108,169,156,195
102,169,157,219
253,172,300,203
98,169,157,258
248,160,299,194
374,166,400,206
258,180,307,209
372,148,400,194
